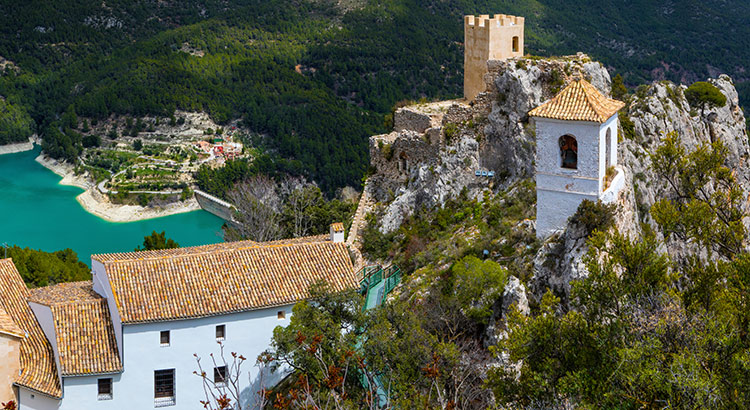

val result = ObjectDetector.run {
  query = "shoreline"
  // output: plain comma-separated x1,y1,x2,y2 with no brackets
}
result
34,153,203,223
76,190,202,223
0,138,35,156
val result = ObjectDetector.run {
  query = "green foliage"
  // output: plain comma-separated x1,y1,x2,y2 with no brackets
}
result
489,135,750,408
611,73,628,100
81,134,101,148
650,132,744,258
0,100,33,145
685,81,727,114
135,231,180,251
619,111,636,142
5,246,91,287
450,256,508,325
132,139,143,151
443,122,458,144
568,199,615,238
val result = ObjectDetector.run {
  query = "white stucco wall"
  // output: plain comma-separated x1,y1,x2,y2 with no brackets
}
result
91,260,123,361
534,114,620,238
535,118,602,178
27,303,62,386
55,306,293,410
597,114,619,191
536,189,598,238
17,387,59,410
58,374,121,410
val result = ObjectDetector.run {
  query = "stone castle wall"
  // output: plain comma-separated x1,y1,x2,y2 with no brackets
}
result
464,14,524,101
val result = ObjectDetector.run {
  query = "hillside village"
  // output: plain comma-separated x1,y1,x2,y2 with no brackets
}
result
2,11,750,410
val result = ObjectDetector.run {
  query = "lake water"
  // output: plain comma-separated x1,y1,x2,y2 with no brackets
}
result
0,147,224,264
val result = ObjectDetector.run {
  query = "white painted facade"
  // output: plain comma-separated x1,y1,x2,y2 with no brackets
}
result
55,306,291,410
16,260,296,410
17,387,59,410
19,305,293,410
535,113,622,237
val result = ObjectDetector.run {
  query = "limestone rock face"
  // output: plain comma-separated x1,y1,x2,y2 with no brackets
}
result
369,54,611,233
619,75,750,257
484,275,529,347
530,74,749,303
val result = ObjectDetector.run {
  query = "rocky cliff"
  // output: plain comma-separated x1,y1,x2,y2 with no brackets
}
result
368,53,612,233
367,55,750,305
530,75,749,302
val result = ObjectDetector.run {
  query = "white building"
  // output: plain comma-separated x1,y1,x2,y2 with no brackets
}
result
0,228,355,410
529,78,626,238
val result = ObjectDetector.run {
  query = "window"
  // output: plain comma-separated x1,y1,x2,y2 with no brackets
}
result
512,36,519,53
98,378,113,400
214,366,227,385
160,330,170,346
154,369,175,407
559,135,578,169
215,325,225,341
277,310,286,320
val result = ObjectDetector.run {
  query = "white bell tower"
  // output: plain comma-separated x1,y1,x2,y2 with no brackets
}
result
529,78,625,238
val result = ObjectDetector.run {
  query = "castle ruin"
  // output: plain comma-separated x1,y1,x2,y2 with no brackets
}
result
464,14,524,101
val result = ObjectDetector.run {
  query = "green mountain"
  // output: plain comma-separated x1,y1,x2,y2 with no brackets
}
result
0,0,748,191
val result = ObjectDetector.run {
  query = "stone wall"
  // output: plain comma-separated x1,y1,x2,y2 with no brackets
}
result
0,334,21,404
464,14,525,101
367,54,611,233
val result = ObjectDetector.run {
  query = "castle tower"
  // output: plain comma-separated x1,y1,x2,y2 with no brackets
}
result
529,78,625,238
464,14,525,101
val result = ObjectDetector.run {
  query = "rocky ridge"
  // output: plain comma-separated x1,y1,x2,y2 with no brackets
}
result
367,55,750,309
368,54,612,233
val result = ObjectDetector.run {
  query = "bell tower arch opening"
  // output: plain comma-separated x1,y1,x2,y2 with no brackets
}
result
559,135,578,169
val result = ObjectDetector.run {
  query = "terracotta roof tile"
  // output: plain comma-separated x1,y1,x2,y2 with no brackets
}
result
0,259,61,398
95,239,355,324
528,78,625,123
330,223,345,232
30,282,122,376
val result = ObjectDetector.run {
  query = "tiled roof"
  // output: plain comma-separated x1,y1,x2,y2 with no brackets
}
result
91,240,258,263
30,282,122,376
528,78,625,123
330,223,345,232
0,259,61,398
94,238,356,324
0,305,24,339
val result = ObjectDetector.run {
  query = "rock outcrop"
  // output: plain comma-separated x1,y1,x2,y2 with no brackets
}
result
530,75,749,302
369,54,611,232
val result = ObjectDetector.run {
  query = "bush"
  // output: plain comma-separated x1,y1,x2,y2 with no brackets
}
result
451,256,508,325
569,200,616,237
443,122,458,144
685,81,727,114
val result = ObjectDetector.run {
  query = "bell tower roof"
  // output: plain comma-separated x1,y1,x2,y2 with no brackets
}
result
529,78,625,123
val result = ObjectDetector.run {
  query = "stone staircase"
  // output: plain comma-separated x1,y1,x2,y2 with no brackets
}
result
347,181,375,270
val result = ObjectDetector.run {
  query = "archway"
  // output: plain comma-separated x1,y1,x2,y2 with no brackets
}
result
559,135,578,169
512,36,519,53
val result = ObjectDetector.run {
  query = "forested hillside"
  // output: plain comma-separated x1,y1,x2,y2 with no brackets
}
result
0,0,748,191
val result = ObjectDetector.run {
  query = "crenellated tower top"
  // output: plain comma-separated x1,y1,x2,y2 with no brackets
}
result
464,14,525,101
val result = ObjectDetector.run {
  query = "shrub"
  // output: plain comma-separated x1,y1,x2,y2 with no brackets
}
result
451,256,508,325
443,122,458,144
684,81,726,115
569,200,616,237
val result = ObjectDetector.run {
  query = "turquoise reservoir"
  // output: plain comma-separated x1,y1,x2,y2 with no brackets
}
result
0,148,223,264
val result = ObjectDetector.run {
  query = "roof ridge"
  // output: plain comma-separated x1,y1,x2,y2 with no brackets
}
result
95,237,335,264
528,78,624,123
